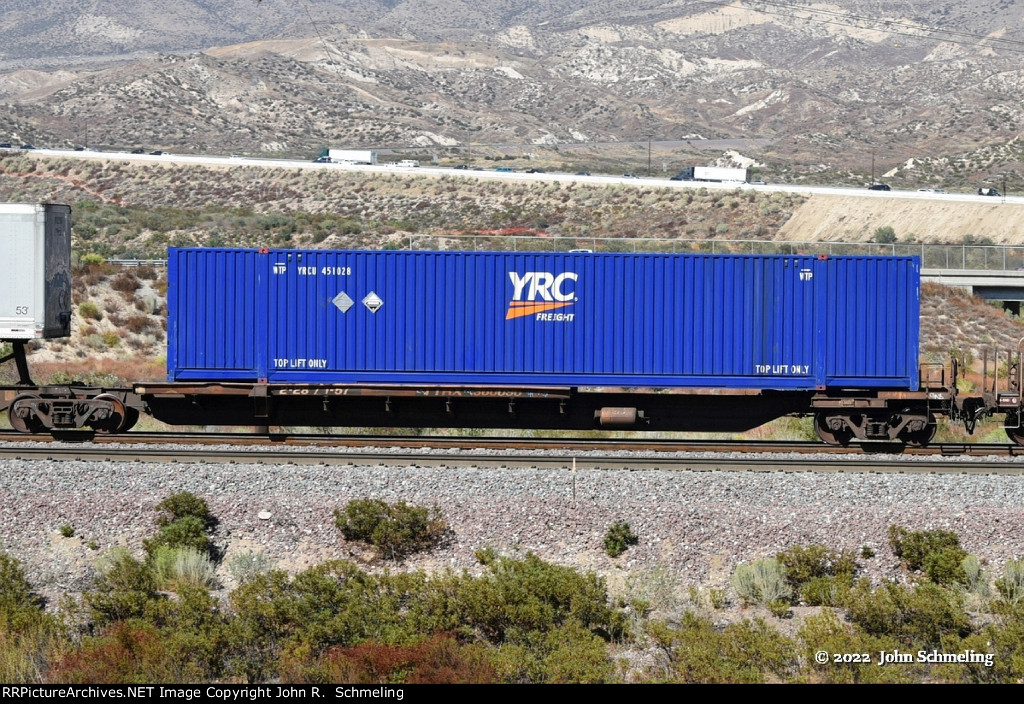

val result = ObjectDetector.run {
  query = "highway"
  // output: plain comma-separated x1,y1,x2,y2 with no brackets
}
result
7,146,1022,205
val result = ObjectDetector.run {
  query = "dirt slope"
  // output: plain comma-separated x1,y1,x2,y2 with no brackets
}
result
777,195,1024,244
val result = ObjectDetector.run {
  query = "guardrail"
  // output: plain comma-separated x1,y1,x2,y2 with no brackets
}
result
106,239,1024,272
404,236,1024,271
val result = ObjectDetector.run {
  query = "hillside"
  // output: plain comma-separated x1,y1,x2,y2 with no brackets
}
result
1,2,1023,188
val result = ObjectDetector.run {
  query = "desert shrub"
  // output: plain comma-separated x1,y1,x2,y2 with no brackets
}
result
799,575,855,607
603,520,638,558
888,525,967,585
731,558,792,607
143,516,212,559
845,580,971,649
78,301,102,321
85,548,160,627
454,553,626,645
649,612,796,684
995,558,1024,604
283,634,496,684
226,561,444,682
486,620,617,684
101,331,120,348
0,553,64,683
777,544,858,587
154,492,216,530
0,552,46,629
143,493,218,560
798,611,917,683
873,225,898,244
110,273,140,294
776,544,858,604
227,550,274,586
124,314,156,334
46,604,226,685
150,547,218,591
334,499,447,560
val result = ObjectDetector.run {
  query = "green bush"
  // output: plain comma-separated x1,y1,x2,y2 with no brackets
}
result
154,492,217,530
798,611,917,683
78,301,102,321
777,544,857,587
888,525,967,585
603,520,638,558
86,548,160,627
143,515,212,559
649,612,796,683
845,580,971,649
143,493,218,560
334,499,447,560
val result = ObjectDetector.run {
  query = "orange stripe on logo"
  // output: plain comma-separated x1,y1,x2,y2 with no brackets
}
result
505,301,574,320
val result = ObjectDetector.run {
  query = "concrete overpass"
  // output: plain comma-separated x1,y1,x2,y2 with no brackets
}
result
922,269,1024,314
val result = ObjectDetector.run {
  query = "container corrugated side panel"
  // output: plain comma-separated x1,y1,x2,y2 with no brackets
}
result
822,256,919,389
261,251,829,388
167,248,259,380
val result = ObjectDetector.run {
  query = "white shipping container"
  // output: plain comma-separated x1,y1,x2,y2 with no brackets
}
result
0,203,72,340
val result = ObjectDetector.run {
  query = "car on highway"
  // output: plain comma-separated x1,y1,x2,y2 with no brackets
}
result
868,183,891,191
622,173,639,179
979,188,1001,197
20,144,35,150
130,148,145,154
575,171,591,176
495,166,514,173
453,164,469,170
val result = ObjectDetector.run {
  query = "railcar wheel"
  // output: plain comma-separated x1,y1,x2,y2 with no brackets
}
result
1006,414,1024,446
815,413,852,446
901,421,937,448
8,394,46,434
89,394,129,434
123,407,140,432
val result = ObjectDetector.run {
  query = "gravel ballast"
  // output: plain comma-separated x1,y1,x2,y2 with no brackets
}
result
3,448,1024,606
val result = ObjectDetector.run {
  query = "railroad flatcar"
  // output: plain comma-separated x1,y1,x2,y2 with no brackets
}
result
141,247,939,445
1,218,1020,447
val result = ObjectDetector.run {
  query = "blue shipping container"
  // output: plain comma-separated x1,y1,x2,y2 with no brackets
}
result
167,249,920,390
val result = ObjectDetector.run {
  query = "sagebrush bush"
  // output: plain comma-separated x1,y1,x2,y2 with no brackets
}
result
150,547,218,591
227,550,274,585
996,558,1024,603
334,499,447,559
731,559,792,607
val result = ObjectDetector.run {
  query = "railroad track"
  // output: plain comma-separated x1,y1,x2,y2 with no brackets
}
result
2,430,1023,472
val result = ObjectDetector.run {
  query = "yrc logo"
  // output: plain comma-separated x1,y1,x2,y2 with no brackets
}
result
506,271,578,321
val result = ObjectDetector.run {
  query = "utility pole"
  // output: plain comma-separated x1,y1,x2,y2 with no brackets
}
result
647,134,653,177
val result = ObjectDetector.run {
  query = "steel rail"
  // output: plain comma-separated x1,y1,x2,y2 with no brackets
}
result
2,429,1023,457
1,440,1022,474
